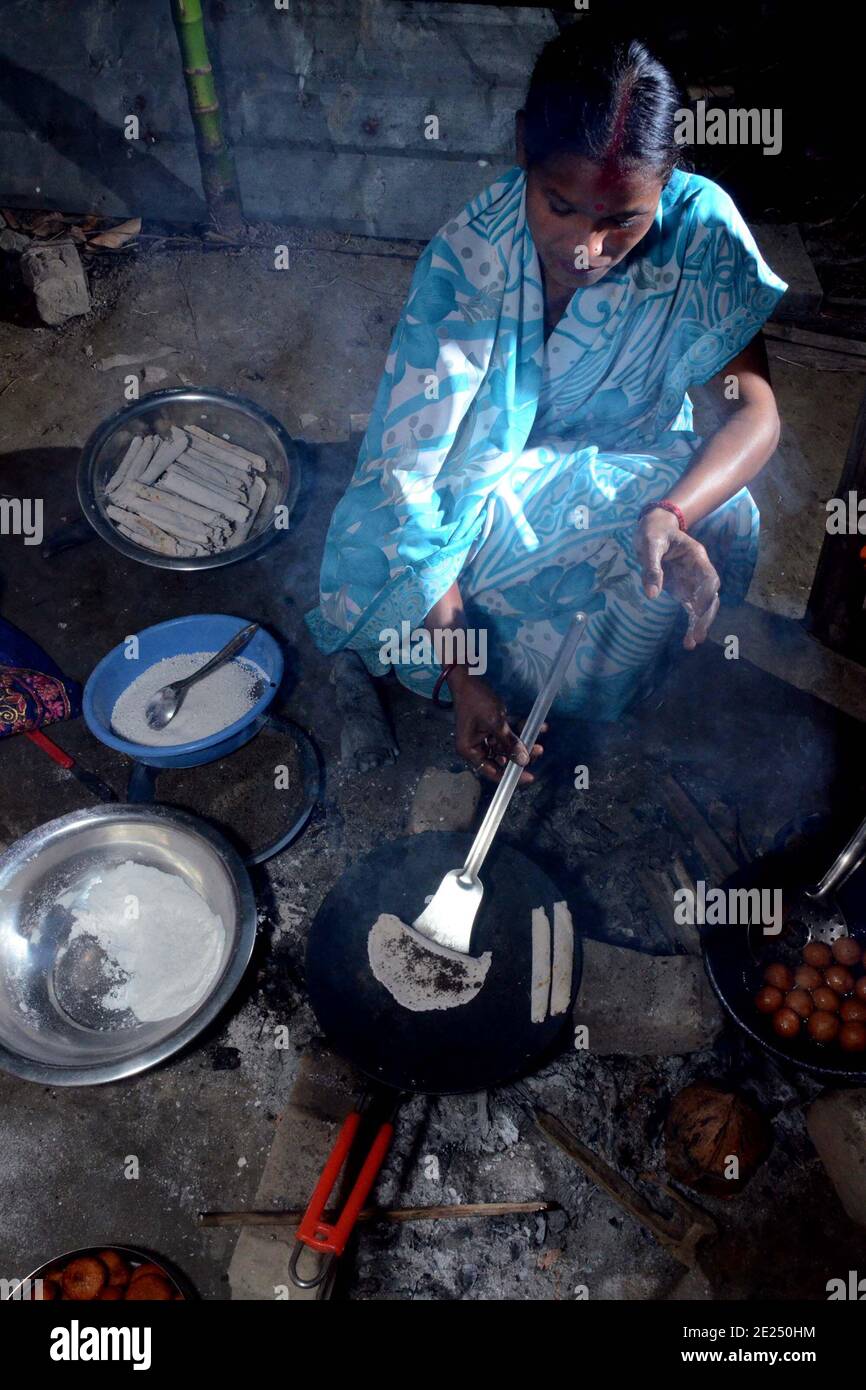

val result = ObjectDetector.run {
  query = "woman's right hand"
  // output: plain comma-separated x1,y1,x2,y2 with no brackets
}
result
447,667,545,785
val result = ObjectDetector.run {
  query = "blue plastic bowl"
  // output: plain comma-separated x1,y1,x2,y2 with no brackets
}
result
83,615,283,768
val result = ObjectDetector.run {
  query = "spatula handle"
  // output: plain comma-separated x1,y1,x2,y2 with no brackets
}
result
462,611,587,881
808,811,866,900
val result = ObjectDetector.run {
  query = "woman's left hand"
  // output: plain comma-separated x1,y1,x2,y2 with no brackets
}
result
635,508,721,650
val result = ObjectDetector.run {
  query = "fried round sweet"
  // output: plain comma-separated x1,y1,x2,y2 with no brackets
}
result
803,942,833,968
99,1286,124,1300
764,962,794,992
832,937,863,967
97,1249,131,1288
808,1010,840,1044
839,1022,866,1053
62,1256,107,1301
129,1262,165,1284
785,988,814,1019
855,976,866,1003
124,1274,174,1301
825,965,855,996
755,986,784,1014
794,965,823,991
812,987,841,1014
772,1007,801,1038
841,998,866,1024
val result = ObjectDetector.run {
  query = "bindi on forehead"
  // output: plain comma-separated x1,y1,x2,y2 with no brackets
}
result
594,202,605,212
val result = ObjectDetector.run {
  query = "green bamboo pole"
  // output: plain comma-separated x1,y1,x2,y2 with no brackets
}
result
171,0,243,231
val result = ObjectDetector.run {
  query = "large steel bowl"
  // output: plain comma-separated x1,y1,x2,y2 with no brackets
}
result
0,805,256,1086
77,387,301,571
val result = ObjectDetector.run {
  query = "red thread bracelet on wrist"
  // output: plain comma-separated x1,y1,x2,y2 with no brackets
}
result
433,664,457,707
639,499,687,533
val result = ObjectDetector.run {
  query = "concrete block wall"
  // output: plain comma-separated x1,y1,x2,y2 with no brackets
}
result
0,0,557,237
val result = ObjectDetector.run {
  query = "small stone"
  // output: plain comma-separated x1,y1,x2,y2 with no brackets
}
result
598,1271,673,1300
21,240,90,325
806,1090,866,1227
0,228,29,254
666,1268,715,1300
409,767,480,833
573,939,724,1056
547,1208,568,1235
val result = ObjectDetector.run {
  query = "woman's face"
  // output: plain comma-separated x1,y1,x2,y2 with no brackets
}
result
521,144,665,298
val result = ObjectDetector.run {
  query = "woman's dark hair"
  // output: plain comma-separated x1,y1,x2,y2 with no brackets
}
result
522,26,682,179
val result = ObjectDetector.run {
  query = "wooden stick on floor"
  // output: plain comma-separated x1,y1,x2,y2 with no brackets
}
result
200,1200,558,1229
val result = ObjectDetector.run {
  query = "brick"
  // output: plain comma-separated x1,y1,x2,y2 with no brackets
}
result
573,939,724,1056
806,1090,866,1227
409,767,480,833
21,242,90,327
228,1041,362,1300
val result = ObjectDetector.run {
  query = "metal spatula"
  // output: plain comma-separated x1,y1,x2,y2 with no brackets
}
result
412,611,588,955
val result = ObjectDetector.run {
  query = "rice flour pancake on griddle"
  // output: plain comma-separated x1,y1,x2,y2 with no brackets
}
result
367,912,491,1012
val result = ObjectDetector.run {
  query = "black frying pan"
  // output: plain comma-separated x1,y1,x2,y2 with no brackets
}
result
306,831,581,1094
703,816,866,1081
290,830,581,1286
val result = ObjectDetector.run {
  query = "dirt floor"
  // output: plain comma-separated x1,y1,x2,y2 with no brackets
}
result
1,232,866,1300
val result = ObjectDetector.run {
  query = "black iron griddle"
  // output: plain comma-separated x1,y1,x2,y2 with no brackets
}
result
306,830,582,1094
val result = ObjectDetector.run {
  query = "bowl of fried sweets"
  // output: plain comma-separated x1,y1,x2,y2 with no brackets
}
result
6,1246,190,1300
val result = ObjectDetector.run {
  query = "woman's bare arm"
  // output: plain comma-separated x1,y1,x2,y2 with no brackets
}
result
635,333,781,647
424,581,542,783
665,334,781,526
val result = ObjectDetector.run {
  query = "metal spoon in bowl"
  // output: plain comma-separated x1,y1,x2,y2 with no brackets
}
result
145,623,260,731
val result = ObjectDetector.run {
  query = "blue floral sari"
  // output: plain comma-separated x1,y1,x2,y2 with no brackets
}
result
306,166,786,718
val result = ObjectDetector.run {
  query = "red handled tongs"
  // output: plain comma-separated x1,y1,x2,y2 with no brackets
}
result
289,1091,400,1289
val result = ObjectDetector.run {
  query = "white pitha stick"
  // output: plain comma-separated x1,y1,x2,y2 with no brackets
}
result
187,424,266,470
172,463,247,509
550,902,574,1017
107,504,198,557
177,452,249,496
138,426,189,486
105,436,143,495
530,907,552,1024
183,453,250,486
106,435,155,496
120,480,230,529
125,441,156,486
118,497,219,546
161,466,250,523
118,524,206,556
184,448,254,488
228,474,267,547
